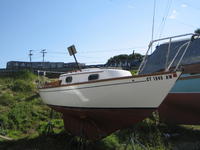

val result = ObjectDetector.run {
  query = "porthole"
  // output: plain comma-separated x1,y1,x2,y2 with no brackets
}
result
88,74,99,81
65,76,72,83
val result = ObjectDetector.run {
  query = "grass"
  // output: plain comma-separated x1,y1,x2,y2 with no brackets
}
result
0,71,63,139
0,70,200,150
1,120,200,150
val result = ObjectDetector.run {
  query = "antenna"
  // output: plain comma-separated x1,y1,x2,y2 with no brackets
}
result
29,50,33,69
67,45,81,71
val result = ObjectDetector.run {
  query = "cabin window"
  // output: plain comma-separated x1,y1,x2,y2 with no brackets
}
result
65,76,72,83
88,74,99,81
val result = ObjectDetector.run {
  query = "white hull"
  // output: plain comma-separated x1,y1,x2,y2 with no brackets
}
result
39,72,181,108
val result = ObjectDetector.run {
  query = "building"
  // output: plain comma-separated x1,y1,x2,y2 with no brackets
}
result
6,61,85,71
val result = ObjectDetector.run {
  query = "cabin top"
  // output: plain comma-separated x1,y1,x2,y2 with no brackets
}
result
59,68,132,85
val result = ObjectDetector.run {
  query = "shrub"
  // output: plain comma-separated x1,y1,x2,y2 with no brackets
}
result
11,79,35,93
97,134,120,150
13,70,36,81
0,93,14,106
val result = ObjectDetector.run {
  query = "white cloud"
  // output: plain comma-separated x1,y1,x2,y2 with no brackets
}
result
169,10,178,19
181,4,188,8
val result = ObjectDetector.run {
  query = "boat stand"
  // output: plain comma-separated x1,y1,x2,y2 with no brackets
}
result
0,120,6,136
77,122,89,150
44,109,54,135
124,132,147,150
66,120,89,150
77,136,87,150
65,134,88,150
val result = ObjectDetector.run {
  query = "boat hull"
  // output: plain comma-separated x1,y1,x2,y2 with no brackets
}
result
159,73,200,124
39,72,181,139
159,93,200,124
40,72,180,108
50,105,155,140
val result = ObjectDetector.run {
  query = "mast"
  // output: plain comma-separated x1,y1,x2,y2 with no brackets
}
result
151,0,156,53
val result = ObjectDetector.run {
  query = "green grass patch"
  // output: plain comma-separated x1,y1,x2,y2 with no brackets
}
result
0,70,200,150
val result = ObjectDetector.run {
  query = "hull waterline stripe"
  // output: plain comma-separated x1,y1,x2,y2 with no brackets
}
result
40,80,147,92
169,92,200,94
48,104,157,110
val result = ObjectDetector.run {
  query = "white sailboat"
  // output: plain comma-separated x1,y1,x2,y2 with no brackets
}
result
40,68,181,109
39,58,181,139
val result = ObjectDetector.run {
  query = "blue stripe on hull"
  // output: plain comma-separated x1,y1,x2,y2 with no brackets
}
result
170,74,200,93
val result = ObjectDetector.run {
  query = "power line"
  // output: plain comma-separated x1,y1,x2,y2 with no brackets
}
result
47,47,146,54
23,46,146,64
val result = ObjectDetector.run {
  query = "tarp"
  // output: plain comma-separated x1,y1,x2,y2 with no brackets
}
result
140,38,200,74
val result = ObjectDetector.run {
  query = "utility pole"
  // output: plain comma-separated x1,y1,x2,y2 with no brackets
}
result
29,50,33,69
41,49,47,69
41,49,47,62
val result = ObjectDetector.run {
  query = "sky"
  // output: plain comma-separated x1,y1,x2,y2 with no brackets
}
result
0,0,200,68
